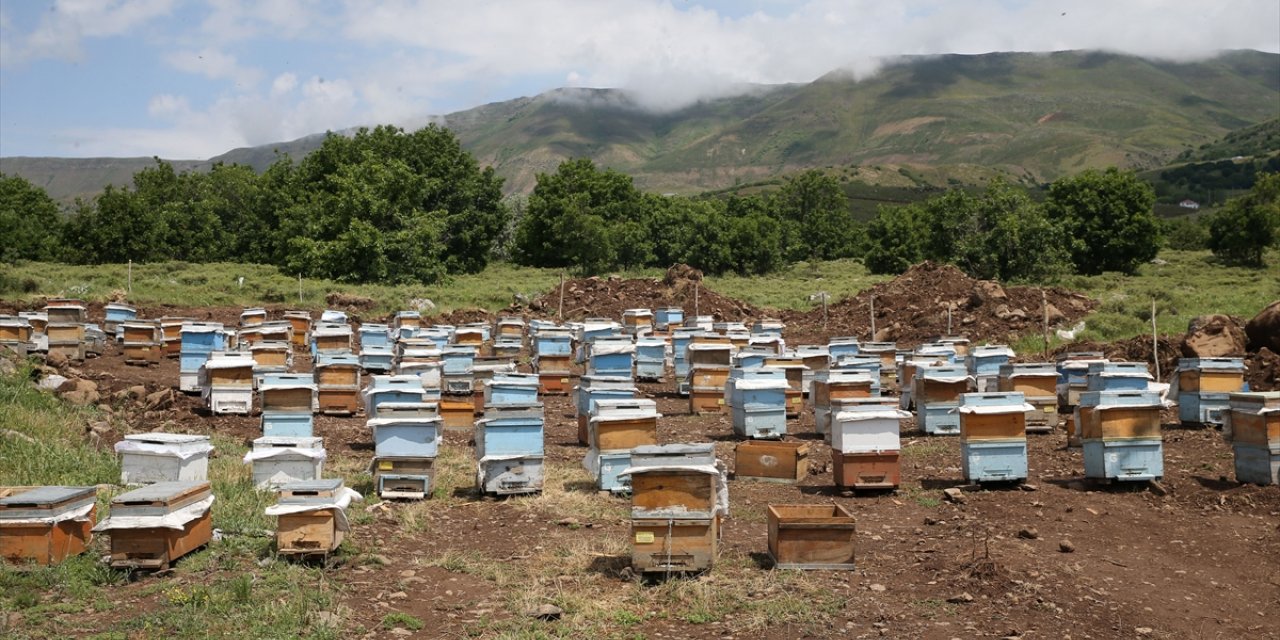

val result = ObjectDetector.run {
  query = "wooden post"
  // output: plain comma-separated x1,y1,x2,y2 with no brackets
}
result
298,274,303,303
695,283,700,318
558,272,565,320
1152,299,1160,381
947,306,952,335
869,295,876,340
128,260,133,294
1042,291,1049,356
823,294,828,328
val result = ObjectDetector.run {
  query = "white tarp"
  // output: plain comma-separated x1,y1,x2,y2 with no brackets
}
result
616,462,729,516
834,409,913,422
264,488,361,531
92,496,214,532
591,343,636,356
243,447,327,463
953,403,1037,415
0,502,95,526
731,378,789,390
114,439,213,460
921,375,973,384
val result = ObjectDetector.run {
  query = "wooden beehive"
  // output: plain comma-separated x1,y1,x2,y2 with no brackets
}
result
439,398,476,431
1230,410,1280,450
0,486,97,566
206,361,254,386
812,379,873,407
251,343,291,369
46,323,84,343
999,374,1057,397
284,312,312,348
317,388,360,415
689,388,726,414
630,469,717,516
767,504,856,570
315,363,360,387
1078,406,1161,440
734,441,810,483
688,366,730,389
589,415,659,452
832,450,900,489
959,412,1028,441
631,517,717,573
274,479,346,556
105,482,212,571
261,385,314,413
918,378,969,404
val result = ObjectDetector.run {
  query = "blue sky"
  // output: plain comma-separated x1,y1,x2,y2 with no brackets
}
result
1,0,1277,159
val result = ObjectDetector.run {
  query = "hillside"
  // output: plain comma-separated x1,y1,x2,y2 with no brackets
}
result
2,50,1277,205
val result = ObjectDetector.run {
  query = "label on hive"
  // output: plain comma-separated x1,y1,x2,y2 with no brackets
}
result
792,397,802,404
635,531,654,544
718,399,725,405
379,461,393,470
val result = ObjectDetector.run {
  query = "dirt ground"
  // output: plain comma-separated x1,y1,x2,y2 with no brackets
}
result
37,303,1280,640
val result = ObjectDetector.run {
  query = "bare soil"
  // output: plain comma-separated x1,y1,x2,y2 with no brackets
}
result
28,300,1277,640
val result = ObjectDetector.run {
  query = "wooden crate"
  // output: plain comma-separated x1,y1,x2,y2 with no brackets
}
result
631,470,716,516
832,450,900,490
1079,406,1161,440
960,412,1028,441
1179,370,1244,393
439,399,475,431
590,416,659,452
767,504,856,570
538,372,572,395
317,388,360,416
276,510,343,556
735,441,809,483
631,517,717,573
315,366,360,387
919,380,969,404
108,509,211,571
0,487,97,566
689,388,726,414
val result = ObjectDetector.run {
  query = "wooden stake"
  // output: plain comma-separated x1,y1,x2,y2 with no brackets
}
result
823,294,828,328
127,259,133,294
298,273,303,303
1042,290,1049,356
947,306,952,335
695,283,700,318
869,295,876,340
558,271,565,320
1152,299,1160,381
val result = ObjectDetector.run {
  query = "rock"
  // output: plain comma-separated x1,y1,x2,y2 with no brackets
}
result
869,583,887,592
1135,627,1154,636
369,554,391,566
947,592,974,604
978,281,1007,300
389,591,408,600
57,378,80,393
1017,527,1039,540
1044,303,1066,325
943,488,967,504
399,569,416,578
144,389,173,410
37,374,68,391
61,389,99,406
873,326,896,342
1245,300,1280,353
45,351,68,368
1018,484,1038,492
1059,540,1076,553
0,358,15,376
961,316,975,325
127,385,147,400
555,517,580,527
1181,314,1247,358
389,628,412,636
526,604,563,620
75,379,98,393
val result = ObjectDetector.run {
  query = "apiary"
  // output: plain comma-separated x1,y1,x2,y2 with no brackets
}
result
1055,352,1108,408
103,302,137,335
116,433,213,484
267,479,360,557
95,481,214,571
966,345,1014,392
160,317,191,357
575,375,638,442
767,504,856,570
179,322,227,392
1226,392,1279,484
0,315,33,357
635,337,668,381
622,444,726,574
0,486,97,566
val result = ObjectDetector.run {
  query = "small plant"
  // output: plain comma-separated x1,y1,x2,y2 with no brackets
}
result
382,612,425,631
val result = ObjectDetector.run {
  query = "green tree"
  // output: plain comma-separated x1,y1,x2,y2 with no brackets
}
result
1046,167,1159,274
0,173,63,262
1161,216,1209,251
1207,172,1280,267
773,170,857,261
864,203,927,275
513,158,643,272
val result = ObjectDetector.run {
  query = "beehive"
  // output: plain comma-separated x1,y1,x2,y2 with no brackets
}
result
831,450,901,489
0,486,97,566
97,481,213,571
767,504,856,570
734,441,810,483
247,436,325,488
269,479,354,557
116,433,213,484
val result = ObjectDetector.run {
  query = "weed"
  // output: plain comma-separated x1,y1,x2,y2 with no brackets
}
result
382,612,425,631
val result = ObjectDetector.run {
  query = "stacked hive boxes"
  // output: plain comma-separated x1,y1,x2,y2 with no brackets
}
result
394,337,443,384
1055,352,1108,409
240,307,267,329
1176,357,1245,427
248,373,322,487
199,351,256,415
315,354,362,415
312,323,353,357
671,328,700,391
575,375,639,444
957,392,1033,483
20,311,48,354
267,479,361,557
0,315,33,357
94,481,214,571
475,403,545,496
358,323,394,373
584,398,661,492
1225,392,1279,485
1075,362,1161,481
654,308,683,332
159,316,191,358
622,308,653,336
439,345,477,431
635,337,668,381
392,310,420,341
493,317,525,357
830,402,910,489
0,486,98,566
859,341,898,389
45,299,86,363
283,311,312,350
533,327,573,394
898,343,957,411
621,444,725,574
116,433,213,485
966,345,1014,393
687,340,732,414
249,339,293,381
589,335,635,378
728,367,789,439
369,376,440,499
998,363,1059,433
121,320,163,366
763,355,807,418
915,364,971,435
812,370,876,438
796,345,829,396
103,303,137,337
179,322,227,393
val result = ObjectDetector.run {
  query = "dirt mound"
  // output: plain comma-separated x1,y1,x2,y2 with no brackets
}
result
1181,314,1247,358
434,307,498,326
1246,347,1280,391
786,262,1095,346
325,292,375,310
1244,300,1280,353
529,271,757,322
1049,336,1183,380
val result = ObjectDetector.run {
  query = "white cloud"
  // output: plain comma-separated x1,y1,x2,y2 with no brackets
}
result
166,47,263,87
1,0,174,66
271,72,298,96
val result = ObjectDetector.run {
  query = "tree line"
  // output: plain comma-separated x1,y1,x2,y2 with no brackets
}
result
1,122,1277,282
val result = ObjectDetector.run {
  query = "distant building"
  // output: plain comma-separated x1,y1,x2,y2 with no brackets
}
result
1179,199,1200,210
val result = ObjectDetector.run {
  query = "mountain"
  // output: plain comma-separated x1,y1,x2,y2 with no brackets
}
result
3,50,1277,205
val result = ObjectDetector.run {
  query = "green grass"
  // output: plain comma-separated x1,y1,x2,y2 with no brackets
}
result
705,259,888,311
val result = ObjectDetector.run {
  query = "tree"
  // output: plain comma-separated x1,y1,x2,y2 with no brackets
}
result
954,181,1069,282
864,203,927,275
773,170,857,261
1207,172,1280,267
0,174,63,262
513,158,644,272
1046,167,1159,274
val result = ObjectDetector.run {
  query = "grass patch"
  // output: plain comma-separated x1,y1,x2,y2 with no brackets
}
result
381,612,424,631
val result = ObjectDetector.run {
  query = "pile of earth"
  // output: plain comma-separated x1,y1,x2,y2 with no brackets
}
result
783,262,1096,347
524,264,758,321
1048,336,1184,382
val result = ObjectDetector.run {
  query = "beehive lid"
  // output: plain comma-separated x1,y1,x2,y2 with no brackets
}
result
317,354,361,367
253,435,324,449
124,432,210,446
277,478,343,495
0,486,97,511
203,355,255,369
630,443,716,466
182,323,224,334
1000,362,1056,377
111,481,210,514
970,345,1015,358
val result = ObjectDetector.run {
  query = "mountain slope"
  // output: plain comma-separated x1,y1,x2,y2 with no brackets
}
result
2,50,1277,204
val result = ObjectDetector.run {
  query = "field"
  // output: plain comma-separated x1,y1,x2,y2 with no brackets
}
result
1,251,1278,639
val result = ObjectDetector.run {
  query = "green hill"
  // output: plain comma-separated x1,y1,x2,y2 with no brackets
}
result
2,50,1277,205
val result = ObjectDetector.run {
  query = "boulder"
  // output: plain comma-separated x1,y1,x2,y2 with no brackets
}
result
45,351,68,368
61,389,99,406
1245,300,1280,353
1181,314,1247,358
1045,303,1067,325
977,280,1007,300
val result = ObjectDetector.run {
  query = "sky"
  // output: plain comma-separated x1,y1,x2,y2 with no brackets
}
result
1,0,1277,160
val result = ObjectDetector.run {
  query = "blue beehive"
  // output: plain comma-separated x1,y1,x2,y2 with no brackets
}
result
359,324,391,350
966,345,1014,392
732,403,788,439
596,452,633,493
261,412,314,438
729,369,787,405
535,331,573,357
366,388,425,418
828,337,860,360
104,303,137,327
574,375,636,416
370,417,441,458
260,374,315,437
485,373,540,407
655,308,684,331
834,357,883,396
961,441,1029,483
751,319,785,337
1178,392,1232,425
916,365,970,435
1085,362,1152,392
475,405,544,458
360,346,394,372
441,345,476,375
588,339,635,378
1232,442,1279,485
733,349,772,370
1082,440,1163,481
635,338,667,381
